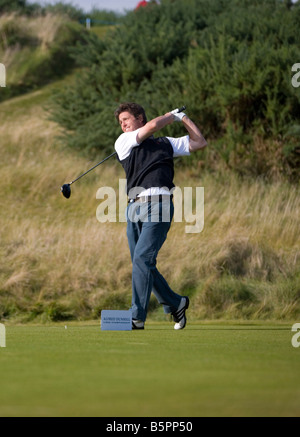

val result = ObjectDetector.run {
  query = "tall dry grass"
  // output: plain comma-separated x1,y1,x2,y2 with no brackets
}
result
0,12,66,48
0,13,66,71
0,88,299,322
167,169,300,320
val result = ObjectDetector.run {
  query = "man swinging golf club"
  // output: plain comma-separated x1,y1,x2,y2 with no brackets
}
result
114,103,207,329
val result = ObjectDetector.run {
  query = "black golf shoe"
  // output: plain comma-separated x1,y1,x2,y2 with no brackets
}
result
172,297,189,330
132,319,145,330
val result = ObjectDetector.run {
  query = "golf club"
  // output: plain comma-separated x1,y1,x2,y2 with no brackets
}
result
60,105,186,199
61,152,117,198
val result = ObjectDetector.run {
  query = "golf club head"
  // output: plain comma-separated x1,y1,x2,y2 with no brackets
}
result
61,183,71,199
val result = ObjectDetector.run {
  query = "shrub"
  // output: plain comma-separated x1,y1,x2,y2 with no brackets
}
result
49,0,300,180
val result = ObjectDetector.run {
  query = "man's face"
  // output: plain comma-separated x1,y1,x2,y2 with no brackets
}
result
118,111,144,133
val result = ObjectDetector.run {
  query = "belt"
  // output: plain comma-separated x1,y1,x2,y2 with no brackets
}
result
128,194,173,204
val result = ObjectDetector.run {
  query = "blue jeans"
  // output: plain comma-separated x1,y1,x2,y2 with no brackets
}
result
126,198,182,322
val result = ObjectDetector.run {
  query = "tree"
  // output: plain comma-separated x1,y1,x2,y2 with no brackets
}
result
0,0,26,13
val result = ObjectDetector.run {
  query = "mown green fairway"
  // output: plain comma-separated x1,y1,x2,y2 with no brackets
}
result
0,322,299,417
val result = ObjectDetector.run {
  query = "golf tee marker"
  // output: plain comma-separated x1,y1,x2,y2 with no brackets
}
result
101,310,132,331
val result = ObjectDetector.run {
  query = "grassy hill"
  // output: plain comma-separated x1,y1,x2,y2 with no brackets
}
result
0,12,88,100
0,8,299,323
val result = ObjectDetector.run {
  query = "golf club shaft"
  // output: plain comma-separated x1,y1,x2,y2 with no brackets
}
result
70,152,117,185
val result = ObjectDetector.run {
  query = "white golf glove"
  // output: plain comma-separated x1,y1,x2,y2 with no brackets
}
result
170,108,186,122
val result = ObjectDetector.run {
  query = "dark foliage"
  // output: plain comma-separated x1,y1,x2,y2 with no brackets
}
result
23,1,300,178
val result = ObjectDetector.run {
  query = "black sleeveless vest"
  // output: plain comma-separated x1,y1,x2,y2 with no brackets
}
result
119,136,174,197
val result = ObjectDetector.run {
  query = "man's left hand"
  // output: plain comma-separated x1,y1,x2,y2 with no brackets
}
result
170,110,186,122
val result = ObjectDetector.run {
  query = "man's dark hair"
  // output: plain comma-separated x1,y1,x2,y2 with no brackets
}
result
114,102,147,125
